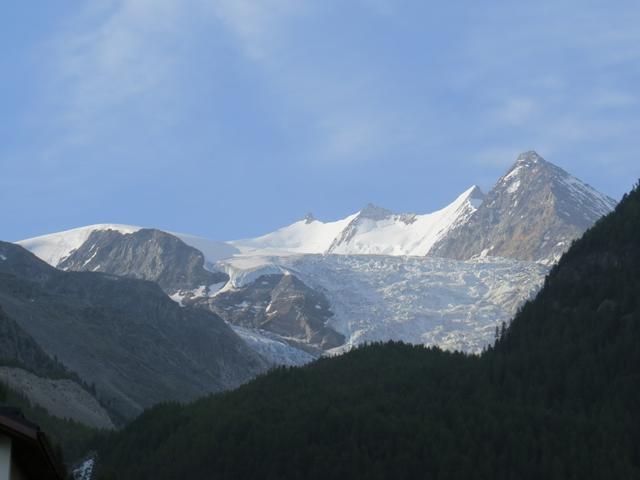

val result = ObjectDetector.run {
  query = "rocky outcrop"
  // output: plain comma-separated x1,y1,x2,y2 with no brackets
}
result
49,228,336,354
59,228,229,296
430,151,617,264
0,241,267,421
204,274,344,351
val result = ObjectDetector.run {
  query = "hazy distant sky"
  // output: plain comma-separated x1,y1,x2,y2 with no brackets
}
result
2,1,640,241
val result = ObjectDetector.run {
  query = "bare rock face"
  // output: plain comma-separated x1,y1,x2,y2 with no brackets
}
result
0,241,267,421
203,274,344,352
59,228,228,296
56,228,340,352
430,151,617,264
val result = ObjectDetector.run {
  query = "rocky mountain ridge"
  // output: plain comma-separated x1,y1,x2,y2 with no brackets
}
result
59,228,229,301
43,230,341,356
0,241,267,421
430,151,617,263
17,152,616,267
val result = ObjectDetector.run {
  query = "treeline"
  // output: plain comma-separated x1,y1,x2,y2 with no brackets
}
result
88,181,640,479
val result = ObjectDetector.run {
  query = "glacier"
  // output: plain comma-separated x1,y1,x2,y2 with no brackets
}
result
218,254,548,354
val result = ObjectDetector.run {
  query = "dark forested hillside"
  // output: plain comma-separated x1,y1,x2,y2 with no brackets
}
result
95,182,640,479
491,179,640,418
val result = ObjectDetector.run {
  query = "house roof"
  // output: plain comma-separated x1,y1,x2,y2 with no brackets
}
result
0,407,64,480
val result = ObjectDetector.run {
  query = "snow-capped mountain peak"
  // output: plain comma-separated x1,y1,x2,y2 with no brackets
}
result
463,185,485,208
430,151,617,264
12,152,618,360
495,150,615,224
15,151,615,270
325,186,484,256
227,186,484,258
497,151,547,195
515,150,544,165
357,203,395,220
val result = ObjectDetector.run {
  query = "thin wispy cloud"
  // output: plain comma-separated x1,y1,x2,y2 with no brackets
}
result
454,2,640,177
494,98,537,126
3,0,639,241
589,90,637,109
39,0,416,166
30,1,640,174
210,0,304,61
209,1,423,164
48,0,189,144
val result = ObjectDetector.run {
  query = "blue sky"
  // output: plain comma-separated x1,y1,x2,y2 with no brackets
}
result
2,1,639,241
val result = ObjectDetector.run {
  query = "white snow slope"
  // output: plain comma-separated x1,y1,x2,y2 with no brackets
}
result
229,185,484,258
218,254,548,354
327,186,484,256
16,185,484,267
228,213,358,256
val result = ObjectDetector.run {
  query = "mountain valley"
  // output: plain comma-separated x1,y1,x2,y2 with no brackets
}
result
1,151,620,455
15,152,616,360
